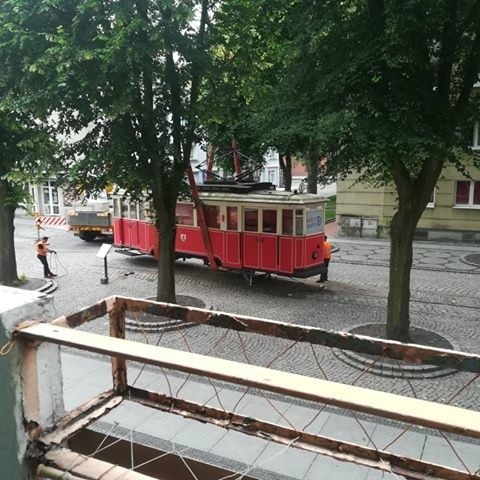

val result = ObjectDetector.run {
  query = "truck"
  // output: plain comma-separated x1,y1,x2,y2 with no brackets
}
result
67,200,113,241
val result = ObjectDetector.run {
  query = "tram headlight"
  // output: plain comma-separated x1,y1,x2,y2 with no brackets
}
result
312,251,319,260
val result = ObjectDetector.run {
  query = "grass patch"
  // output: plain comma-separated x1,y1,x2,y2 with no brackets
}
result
325,195,336,222
10,273,28,287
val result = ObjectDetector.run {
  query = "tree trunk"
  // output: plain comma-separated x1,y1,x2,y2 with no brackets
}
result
279,153,292,191
386,206,416,342
0,179,18,285
386,157,445,341
155,215,177,303
306,142,318,194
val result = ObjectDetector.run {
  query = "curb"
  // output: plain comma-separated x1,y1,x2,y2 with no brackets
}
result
37,279,59,295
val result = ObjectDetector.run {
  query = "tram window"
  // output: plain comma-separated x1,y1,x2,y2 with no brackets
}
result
295,209,304,235
282,209,293,235
121,203,129,218
227,206,238,230
262,209,277,233
176,203,194,226
130,203,139,220
244,208,258,232
139,204,147,221
205,205,220,228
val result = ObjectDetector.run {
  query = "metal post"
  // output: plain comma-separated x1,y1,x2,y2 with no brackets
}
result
101,256,108,285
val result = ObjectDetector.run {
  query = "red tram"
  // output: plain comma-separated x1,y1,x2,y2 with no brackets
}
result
113,182,326,279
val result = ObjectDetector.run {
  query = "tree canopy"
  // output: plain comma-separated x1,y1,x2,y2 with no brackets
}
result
0,0,59,285
294,0,480,339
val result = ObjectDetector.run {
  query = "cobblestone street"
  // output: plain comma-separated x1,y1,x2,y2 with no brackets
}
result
14,213,480,410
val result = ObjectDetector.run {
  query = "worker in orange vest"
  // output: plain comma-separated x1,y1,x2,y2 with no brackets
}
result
36,236,57,279
317,235,332,287
34,216,44,240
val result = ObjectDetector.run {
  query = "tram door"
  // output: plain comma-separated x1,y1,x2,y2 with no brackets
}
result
243,207,279,271
260,209,278,270
120,202,139,248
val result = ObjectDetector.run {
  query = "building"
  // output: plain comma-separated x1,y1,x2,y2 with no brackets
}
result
28,179,67,217
336,125,480,242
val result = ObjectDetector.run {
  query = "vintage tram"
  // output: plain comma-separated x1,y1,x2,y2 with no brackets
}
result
113,182,326,279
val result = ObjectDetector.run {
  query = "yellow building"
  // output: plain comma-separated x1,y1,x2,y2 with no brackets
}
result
336,150,480,242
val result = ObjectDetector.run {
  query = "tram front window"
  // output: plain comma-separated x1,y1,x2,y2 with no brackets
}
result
244,208,258,232
295,209,304,236
282,209,293,235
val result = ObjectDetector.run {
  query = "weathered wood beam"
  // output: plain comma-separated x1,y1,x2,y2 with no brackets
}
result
51,297,112,328
112,296,480,373
16,323,480,440
44,448,155,480
108,301,128,393
129,386,479,480
39,391,122,447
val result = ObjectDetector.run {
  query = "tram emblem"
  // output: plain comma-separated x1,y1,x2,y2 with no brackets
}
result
180,234,187,242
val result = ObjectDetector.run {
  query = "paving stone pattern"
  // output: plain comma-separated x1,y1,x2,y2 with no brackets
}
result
13,215,480,479
14,215,480,407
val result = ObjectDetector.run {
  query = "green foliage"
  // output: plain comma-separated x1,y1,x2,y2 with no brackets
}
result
10,273,28,287
200,0,309,167
0,1,61,208
302,0,480,185
24,0,211,206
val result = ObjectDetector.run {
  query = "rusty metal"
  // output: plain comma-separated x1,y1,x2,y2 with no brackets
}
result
231,137,242,176
16,322,480,440
39,391,121,447
206,143,215,180
44,448,154,480
112,296,480,374
185,161,218,270
128,386,479,480
109,301,128,392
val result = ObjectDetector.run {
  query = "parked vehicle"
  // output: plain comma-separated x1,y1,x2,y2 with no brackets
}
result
67,200,113,241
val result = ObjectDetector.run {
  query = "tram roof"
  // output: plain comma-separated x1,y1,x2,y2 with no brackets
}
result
198,189,326,206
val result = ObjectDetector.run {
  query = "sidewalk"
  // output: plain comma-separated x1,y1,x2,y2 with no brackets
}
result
61,350,479,480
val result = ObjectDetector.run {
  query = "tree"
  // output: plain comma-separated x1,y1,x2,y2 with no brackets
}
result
302,0,480,340
0,1,59,286
208,0,331,194
28,0,211,302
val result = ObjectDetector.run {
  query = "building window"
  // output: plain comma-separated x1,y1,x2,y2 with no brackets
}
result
473,122,479,150
455,180,480,207
426,189,435,208
42,181,60,215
